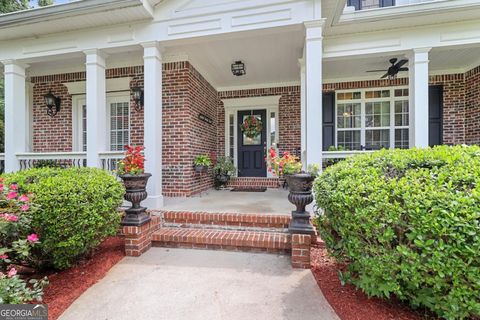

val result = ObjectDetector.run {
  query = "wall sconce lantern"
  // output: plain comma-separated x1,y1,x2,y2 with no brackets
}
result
131,86,144,112
43,90,61,117
231,61,246,76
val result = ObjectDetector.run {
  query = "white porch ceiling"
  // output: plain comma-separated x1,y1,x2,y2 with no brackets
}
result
323,46,480,82
167,28,305,90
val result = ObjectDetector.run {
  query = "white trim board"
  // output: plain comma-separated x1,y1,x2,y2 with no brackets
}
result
222,95,282,108
63,78,131,95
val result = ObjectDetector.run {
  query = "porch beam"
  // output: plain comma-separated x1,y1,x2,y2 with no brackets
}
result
304,20,325,167
142,41,164,209
408,48,430,148
84,49,107,167
2,60,28,172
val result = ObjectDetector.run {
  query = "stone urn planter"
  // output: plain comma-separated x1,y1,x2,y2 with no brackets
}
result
214,173,230,189
119,173,152,226
285,173,316,236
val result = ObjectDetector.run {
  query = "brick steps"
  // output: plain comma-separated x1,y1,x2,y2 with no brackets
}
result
161,211,291,229
152,227,291,253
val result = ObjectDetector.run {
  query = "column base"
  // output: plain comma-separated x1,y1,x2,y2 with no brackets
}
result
143,194,164,210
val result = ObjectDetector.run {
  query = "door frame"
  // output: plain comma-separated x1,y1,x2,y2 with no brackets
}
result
222,96,281,178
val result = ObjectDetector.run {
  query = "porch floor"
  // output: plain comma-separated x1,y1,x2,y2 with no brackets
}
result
163,189,314,215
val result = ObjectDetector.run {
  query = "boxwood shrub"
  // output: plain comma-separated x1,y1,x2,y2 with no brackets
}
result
315,146,480,320
4,168,124,270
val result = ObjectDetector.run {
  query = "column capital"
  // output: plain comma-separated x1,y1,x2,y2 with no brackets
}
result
142,41,163,61
2,60,28,78
304,19,325,42
83,49,108,68
407,47,431,63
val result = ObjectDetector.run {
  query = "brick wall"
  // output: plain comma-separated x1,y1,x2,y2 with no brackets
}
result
217,86,301,157
465,66,480,145
30,62,217,197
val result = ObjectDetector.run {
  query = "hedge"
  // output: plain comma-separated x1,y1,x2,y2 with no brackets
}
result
4,168,124,270
314,146,480,319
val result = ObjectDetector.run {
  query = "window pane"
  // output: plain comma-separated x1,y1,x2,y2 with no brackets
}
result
337,130,361,150
270,112,276,147
395,128,409,149
394,100,409,126
366,129,390,149
110,101,130,151
337,103,361,129
366,101,390,127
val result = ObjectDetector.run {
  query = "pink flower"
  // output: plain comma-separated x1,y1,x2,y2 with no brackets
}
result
27,234,39,243
18,195,29,202
0,254,8,260
0,214,18,222
9,184,18,190
0,184,4,192
20,205,30,212
7,268,17,277
6,192,17,200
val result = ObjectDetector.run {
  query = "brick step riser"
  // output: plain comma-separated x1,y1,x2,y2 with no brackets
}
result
152,242,289,254
160,211,291,230
163,222,289,233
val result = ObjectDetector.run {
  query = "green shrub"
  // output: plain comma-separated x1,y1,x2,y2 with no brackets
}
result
314,146,480,320
3,168,124,270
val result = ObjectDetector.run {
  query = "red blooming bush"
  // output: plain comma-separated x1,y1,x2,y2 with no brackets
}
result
117,145,145,175
0,178,48,304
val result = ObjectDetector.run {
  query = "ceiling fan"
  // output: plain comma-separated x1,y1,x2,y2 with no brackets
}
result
366,58,409,79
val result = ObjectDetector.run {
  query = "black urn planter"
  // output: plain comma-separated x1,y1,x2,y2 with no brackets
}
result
195,165,208,173
214,173,230,189
119,173,152,227
285,173,316,236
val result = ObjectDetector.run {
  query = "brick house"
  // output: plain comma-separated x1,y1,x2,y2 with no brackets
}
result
1,0,480,208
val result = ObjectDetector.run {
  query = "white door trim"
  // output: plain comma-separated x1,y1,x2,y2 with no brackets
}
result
222,95,281,178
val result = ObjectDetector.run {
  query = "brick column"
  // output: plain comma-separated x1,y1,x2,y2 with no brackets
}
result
123,216,160,257
291,234,312,269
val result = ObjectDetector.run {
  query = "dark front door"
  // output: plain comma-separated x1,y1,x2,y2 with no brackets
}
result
429,85,443,146
237,110,267,177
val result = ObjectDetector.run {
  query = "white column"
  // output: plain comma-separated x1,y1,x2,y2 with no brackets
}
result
84,49,107,167
408,48,430,148
299,57,307,170
304,20,325,167
2,60,28,172
142,42,164,208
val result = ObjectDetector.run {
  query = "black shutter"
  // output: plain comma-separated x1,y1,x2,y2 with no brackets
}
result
428,85,443,147
323,92,336,151
380,0,395,7
347,0,361,10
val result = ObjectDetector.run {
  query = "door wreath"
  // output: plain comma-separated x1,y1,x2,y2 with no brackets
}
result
240,115,263,138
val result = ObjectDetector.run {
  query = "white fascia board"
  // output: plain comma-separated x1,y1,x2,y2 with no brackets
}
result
338,0,480,24
0,0,148,29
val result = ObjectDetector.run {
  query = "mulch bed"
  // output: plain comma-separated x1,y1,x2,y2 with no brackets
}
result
41,236,125,320
310,243,432,320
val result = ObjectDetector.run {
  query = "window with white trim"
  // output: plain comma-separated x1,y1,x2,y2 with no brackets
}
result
336,87,409,150
73,94,131,152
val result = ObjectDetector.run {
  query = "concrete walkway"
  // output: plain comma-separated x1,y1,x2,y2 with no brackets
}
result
60,248,339,320
163,189,315,214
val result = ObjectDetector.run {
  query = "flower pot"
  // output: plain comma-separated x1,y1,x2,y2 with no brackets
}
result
195,165,208,173
214,173,230,189
119,173,152,226
285,173,316,236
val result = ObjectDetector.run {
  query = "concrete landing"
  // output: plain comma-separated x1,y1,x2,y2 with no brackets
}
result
59,248,339,320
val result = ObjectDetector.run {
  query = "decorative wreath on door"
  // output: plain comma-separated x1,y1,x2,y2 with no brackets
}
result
240,115,263,138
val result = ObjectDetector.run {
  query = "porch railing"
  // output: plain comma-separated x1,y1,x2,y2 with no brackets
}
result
16,152,87,170
99,151,124,172
347,0,440,10
322,150,374,168
0,153,4,174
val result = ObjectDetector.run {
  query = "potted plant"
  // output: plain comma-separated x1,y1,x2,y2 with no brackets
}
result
266,147,319,235
213,156,236,189
194,154,212,173
117,145,151,226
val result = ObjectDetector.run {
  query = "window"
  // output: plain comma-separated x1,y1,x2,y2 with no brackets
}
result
335,88,409,150
73,94,130,152
109,101,130,151
228,114,234,159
